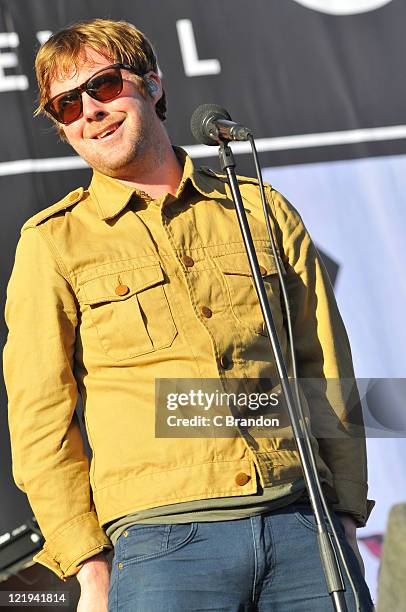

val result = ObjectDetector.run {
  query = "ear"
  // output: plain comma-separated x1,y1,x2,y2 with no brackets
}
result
144,71,162,105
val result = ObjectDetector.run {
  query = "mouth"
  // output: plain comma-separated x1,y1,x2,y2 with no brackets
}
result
91,120,124,140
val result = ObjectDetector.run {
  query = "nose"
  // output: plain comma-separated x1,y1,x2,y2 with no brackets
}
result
82,92,108,121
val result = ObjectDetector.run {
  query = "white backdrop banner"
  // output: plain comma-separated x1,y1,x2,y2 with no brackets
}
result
263,154,406,599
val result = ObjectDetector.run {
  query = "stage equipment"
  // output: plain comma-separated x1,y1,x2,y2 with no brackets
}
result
377,503,406,611
190,103,252,145
0,517,44,581
191,104,363,612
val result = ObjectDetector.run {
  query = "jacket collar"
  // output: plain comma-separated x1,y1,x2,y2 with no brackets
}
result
89,146,228,221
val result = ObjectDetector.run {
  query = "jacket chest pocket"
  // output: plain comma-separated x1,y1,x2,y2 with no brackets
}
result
214,250,284,336
81,263,177,361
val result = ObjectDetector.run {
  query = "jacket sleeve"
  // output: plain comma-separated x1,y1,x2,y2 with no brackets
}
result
268,188,374,526
3,224,112,580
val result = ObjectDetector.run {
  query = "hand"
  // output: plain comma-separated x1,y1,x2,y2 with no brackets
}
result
337,514,365,577
76,553,110,611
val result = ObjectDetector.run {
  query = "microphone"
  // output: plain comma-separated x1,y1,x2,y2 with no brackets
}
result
190,104,252,146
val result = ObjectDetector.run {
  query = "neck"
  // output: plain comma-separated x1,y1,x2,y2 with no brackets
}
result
116,139,183,199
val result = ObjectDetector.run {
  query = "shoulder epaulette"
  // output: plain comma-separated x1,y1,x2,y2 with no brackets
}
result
199,166,272,188
21,187,84,232
198,166,227,180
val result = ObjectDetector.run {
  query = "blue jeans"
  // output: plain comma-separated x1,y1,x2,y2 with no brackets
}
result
108,504,374,611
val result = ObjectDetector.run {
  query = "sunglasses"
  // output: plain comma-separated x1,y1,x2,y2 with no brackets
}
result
44,63,144,125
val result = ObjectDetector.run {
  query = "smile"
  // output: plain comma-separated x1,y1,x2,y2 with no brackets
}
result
92,120,124,140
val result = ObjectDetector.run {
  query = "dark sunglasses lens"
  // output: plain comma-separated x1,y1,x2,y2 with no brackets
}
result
87,69,123,102
47,68,125,124
51,92,82,125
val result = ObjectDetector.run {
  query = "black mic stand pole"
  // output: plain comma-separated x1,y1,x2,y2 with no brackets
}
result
218,142,348,612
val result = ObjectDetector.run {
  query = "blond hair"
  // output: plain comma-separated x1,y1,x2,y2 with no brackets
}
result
34,18,166,121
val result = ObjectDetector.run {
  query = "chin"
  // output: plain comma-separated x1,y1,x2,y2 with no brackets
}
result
82,150,135,176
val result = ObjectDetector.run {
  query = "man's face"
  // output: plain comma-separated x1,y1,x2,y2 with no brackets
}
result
48,48,161,178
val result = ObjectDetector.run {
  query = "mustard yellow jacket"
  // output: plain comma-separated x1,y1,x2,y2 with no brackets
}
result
3,150,372,580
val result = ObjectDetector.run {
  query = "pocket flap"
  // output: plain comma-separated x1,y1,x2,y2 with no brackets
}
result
81,263,164,305
215,251,278,276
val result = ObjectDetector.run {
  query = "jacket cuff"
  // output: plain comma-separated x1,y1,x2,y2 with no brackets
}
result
331,477,375,527
32,512,112,580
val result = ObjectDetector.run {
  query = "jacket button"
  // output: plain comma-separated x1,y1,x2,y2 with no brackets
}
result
259,266,267,276
201,306,212,318
182,255,195,268
220,354,232,369
235,472,251,486
115,284,129,296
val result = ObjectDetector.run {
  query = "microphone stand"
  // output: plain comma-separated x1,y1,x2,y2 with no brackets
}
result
218,141,348,612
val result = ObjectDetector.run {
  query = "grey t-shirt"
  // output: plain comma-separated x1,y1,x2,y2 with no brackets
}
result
105,478,308,545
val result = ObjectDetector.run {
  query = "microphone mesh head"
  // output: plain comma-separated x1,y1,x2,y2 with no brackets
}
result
190,104,232,146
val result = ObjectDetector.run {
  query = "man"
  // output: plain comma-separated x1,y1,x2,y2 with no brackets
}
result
3,18,374,612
